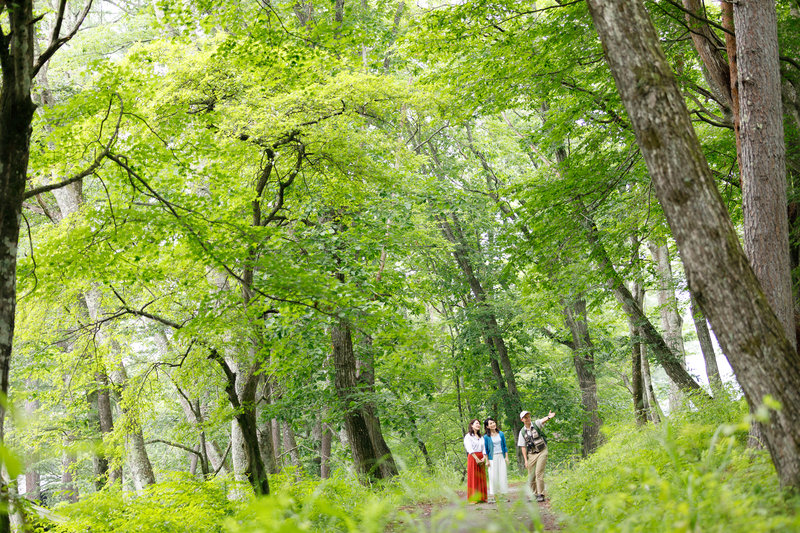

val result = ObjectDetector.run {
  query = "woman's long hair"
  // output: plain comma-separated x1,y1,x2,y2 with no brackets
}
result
467,418,482,437
484,417,500,436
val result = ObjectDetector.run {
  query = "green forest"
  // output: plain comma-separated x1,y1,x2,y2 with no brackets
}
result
2,0,800,531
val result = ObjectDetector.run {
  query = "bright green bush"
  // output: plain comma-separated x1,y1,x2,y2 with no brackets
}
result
226,465,465,532
39,465,469,532
51,473,240,532
549,403,800,533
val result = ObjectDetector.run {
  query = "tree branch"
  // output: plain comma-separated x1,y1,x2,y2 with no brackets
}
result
146,439,204,457
25,93,122,199
33,0,94,78
539,327,575,350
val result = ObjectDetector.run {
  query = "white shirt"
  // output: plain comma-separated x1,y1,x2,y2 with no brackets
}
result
463,433,486,454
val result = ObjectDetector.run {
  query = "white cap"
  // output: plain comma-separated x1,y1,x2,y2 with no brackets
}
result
519,410,530,420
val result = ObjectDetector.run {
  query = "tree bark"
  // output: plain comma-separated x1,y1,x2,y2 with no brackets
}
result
641,353,662,424
628,281,647,425
271,418,282,469
649,243,688,410
211,350,269,495
319,415,332,479
256,378,278,474
356,336,398,477
682,0,732,117
562,298,603,455
331,317,384,479
0,3,92,523
0,3,37,527
586,0,800,488
281,421,301,468
112,362,156,493
734,0,795,351
721,1,741,163
60,448,78,503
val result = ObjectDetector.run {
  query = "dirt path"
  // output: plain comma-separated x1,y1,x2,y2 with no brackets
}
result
395,482,562,532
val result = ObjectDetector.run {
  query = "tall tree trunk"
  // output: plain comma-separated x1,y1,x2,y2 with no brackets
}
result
0,6,37,528
357,336,398,478
52,175,120,488
641,354,662,424
211,350,270,495
318,414,332,479
721,0,742,164
23,388,41,500
331,317,383,479
734,0,793,449
586,0,800,488
257,378,278,474
281,421,301,469
682,0,732,117
0,3,92,526
634,281,662,423
95,371,121,485
628,282,647,425
83,289,154,492
562,298,603,456
60,448,78,503
735,1,795,351
112,362,156,493
649,243,688,411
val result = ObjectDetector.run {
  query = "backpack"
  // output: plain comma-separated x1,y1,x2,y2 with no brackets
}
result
523,424,547,454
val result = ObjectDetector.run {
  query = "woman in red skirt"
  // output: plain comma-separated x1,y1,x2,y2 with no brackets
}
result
463,418,488,503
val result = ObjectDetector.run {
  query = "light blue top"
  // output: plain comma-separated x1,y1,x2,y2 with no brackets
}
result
483,431,507,460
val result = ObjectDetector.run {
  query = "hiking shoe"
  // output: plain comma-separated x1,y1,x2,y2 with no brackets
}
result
536,494,545,502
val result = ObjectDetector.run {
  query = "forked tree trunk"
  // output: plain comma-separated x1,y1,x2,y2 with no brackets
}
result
357,338,398,478
212,350,270,495
586,0,800,488
331,317,384,479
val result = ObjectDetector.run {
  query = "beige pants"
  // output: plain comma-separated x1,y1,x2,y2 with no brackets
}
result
526,446,548,495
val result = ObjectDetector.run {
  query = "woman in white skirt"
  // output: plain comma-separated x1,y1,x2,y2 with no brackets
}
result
483,417,509,501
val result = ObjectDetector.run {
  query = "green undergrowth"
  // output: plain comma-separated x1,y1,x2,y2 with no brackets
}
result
32,465,466,532
549,398,800,532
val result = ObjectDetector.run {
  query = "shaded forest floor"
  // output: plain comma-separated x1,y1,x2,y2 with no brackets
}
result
394,481,562,532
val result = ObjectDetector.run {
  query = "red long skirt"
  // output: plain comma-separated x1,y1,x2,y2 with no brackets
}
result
466,452,488,502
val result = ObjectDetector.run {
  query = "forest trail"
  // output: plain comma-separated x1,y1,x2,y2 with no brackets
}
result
396,482,561,532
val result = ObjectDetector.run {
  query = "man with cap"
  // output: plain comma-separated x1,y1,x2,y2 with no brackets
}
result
517,409,555,502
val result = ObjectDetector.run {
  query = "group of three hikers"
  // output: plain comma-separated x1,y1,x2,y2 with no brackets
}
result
462,410,556,504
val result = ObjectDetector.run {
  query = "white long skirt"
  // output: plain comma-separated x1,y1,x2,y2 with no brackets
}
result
487,456,509,496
